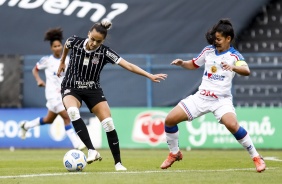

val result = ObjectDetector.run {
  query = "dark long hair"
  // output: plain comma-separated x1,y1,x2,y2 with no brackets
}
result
205,19,235,45
44,27,63,46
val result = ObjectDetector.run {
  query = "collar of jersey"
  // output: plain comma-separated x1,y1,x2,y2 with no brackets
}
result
215,46,234,56
83,38,100,53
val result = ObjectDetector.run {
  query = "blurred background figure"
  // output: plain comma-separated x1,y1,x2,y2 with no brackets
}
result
19,28,85,150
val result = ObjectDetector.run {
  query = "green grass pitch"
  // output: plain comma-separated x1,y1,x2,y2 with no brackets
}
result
0,149,281,184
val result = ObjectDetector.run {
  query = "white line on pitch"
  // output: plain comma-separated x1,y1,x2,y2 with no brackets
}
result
264,157,282,162
0,167,277,179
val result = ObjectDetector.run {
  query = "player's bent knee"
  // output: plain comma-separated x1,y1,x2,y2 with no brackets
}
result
101,117,115,132
67,107,81,121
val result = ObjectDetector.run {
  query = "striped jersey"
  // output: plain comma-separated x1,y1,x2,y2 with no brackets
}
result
192,45,245,99
62,35,122,90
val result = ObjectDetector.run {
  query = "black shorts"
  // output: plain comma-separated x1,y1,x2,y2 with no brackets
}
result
61,88,107,112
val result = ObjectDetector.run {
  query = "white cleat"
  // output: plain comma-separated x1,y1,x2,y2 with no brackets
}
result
86,149,102,164
19,122,28,140
115,162,127,171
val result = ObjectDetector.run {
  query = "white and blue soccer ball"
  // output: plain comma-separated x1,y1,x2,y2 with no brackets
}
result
63,149,87,172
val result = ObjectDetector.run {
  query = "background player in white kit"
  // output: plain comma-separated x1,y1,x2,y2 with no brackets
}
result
160,19,266,173
20,28,85,150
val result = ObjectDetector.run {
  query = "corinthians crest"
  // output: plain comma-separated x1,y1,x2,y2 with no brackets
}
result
92,56,99,64
211,65,217,73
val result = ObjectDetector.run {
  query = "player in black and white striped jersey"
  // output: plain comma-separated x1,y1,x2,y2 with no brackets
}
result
57,19,167,171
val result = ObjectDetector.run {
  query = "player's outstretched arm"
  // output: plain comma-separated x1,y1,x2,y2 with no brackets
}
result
118,59,167,83
170,59,197,70
171,59,198,70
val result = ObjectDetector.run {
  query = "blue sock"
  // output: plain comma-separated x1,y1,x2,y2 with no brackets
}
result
165,125,178,133
39,117,46,125
233,126,247,140
65,124,72,131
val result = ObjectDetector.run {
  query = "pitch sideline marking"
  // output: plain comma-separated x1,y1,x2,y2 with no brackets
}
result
0,167,277,179
264,157,282,162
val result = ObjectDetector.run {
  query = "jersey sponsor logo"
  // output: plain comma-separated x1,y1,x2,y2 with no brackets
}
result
204,71,225,81
200,90,218,99
106,50,119,62
75,81,95,89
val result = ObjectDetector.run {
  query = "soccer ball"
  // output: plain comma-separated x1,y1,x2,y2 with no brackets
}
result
63,149,87,172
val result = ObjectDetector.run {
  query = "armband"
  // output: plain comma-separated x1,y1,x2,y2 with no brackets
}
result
235,60,247,66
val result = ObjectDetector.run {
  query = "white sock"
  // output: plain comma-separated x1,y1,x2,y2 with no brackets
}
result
24,117,41,129
65,128,81,149
166,131,179,154
237,133,259,158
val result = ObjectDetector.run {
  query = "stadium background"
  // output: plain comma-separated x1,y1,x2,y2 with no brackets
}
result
0,0,281,149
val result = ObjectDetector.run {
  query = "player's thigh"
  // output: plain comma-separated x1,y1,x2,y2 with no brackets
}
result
214,99,239,133
91,101,111,121
220,112,239,134
165,105,188,126
63,95,81,109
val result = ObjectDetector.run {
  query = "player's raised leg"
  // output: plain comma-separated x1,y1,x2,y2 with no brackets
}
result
20,117,48,139
222,112,266,172
161,105,187,169
66,106,102,164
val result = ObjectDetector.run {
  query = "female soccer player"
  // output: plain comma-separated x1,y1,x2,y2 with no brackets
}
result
20,28,85,150
160,19,266,173
57,19,167,171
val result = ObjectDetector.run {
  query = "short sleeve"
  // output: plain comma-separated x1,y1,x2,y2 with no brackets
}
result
104,47,122,64
36,56,49,70
192,45,213,67
231,49,247,66
65,35,78,49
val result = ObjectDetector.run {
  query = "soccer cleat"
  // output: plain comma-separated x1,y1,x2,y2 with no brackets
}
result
19,121,28,140
115,162,127,171
253,155,266,172
86,149,102,164
160,151,183,169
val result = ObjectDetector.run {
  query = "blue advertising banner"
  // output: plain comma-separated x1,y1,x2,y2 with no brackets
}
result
0,108,102,149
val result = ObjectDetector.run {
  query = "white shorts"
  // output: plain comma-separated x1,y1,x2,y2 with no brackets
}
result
178,93,236,123
46,98,65,114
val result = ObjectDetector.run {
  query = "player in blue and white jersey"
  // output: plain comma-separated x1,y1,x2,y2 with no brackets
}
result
20,28,85,150
160,19,266,172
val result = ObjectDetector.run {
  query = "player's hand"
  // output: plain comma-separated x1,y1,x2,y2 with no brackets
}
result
37,79,45,87
171,59,184,66
57,62,66,77
150,73,167,83
221,61,233,71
